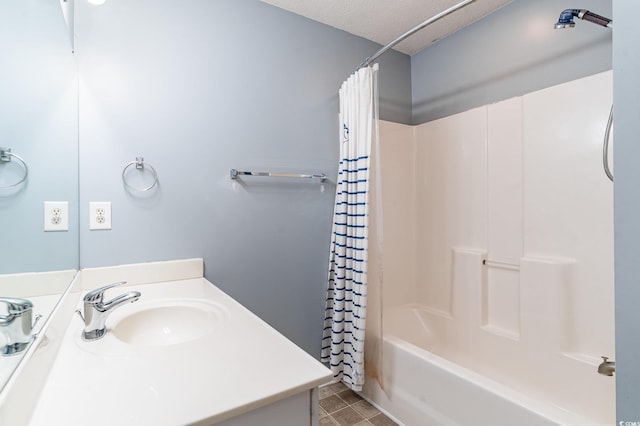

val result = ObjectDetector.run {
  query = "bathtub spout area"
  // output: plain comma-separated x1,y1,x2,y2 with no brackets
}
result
597,357,615,376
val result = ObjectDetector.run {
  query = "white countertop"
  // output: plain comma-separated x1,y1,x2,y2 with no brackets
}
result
29,278,331,425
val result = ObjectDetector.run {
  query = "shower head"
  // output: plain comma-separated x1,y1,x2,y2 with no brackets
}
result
554,9,612,29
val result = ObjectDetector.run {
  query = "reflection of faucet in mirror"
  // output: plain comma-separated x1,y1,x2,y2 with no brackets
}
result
75,282,141,341
0,297,41,356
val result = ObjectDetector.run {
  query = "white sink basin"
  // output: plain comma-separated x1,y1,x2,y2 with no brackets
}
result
111,299,228,347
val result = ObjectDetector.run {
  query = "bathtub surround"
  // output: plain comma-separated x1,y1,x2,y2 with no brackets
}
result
363,71,614,424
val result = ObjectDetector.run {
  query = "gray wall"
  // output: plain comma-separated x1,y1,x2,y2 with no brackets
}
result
411,0,612,124
0,0,78,274
76,0,410,356
613,2,640,423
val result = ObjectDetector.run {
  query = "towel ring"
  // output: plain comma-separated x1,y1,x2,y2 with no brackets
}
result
122,157,158,192
0,148,29,189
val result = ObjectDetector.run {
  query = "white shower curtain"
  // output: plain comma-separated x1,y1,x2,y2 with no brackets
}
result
321,64,380,391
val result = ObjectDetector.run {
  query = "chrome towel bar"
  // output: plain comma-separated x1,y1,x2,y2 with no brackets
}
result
230,169,327,182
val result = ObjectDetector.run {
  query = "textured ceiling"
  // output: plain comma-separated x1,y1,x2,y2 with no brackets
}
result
260,0,512,55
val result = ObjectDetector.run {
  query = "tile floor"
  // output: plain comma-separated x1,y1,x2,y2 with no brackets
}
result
318,382,398,426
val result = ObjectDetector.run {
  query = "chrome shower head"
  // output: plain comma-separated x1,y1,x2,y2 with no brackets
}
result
554,9,579,29
554,9,612,30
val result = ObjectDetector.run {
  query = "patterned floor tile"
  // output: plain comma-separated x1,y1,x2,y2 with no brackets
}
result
332,406,366,426
318,383,397,426
320,394,348,414
351,400,381,419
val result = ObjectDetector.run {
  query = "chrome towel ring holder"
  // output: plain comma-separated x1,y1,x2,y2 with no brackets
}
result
0,147,29,189
122,157,158,192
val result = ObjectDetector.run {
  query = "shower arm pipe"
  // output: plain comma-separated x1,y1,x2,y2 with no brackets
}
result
357,0,476,70
554,9,612,29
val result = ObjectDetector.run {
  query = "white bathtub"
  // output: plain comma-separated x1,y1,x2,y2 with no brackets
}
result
361,306,608,426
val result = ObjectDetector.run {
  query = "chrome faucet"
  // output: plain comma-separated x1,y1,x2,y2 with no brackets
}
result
598,356,615,376
75,281,141,341
0,297,41,356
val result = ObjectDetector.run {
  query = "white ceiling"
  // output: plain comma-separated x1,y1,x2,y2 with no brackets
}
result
260,0,512,55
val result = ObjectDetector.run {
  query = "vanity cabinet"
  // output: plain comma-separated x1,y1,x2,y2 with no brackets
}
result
215,390,319,426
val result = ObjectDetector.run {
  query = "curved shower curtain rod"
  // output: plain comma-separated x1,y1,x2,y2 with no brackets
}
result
357,0,476,70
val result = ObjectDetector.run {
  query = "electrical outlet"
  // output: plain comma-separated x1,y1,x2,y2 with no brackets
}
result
44,201,69,232
89,201,112,230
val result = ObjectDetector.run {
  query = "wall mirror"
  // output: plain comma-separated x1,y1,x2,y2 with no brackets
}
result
0,0,78,392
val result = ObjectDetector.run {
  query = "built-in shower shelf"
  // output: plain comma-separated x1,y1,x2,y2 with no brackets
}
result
481,324,520,341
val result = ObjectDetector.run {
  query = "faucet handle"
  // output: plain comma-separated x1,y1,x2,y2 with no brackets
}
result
0,297,33,316
83,281,127,304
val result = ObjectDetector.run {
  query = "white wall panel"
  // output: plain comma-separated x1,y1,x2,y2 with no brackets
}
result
414,107,487,315
487,98,523,264
483,98,524,337
523,71,614,357
377,121,416,308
